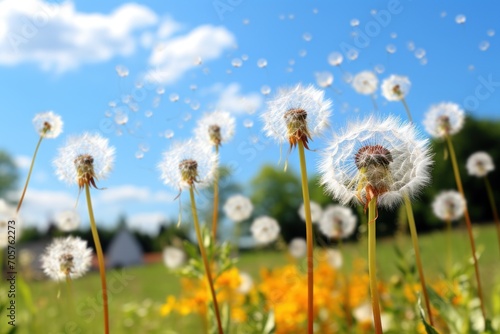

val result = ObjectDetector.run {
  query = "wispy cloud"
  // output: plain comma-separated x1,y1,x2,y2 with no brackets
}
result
211,82,263,115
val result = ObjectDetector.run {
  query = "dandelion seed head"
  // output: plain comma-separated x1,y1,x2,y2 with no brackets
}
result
162,247,186,269
194,111,235,147
352,71,378,95
250,216,280,245
319,116,432,209
53,133,115,188
466,151,495,177
423,102,465,138
319,205,357,239
32,111,63,138
158,140,217,190
288,238,307,258
432,190,466,222
55,210,81,232
223,195,253,223
40,236,92,281
381,75,411,101
298,201,323,223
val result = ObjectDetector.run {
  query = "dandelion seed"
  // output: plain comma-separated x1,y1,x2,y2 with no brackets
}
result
315,71,334,88
164,130,174,139
223,195,253,222
288,238,307,258
390,32,397,39
162,247,186,269
261,85,271,95
386,44,397,54
466,152,495,177
319,205,357,239
33,111,63,138
237,272,254,294
298,201,322,223
487,29,495,37
479,41,490,51
114,111,128,125
55,210,80,232
432,191,466,221
257,58,268,68
414,48,426,59
374,64,385,74
352,71,378,95
423,102,465,138
407,41,415,51
302,33,312,42
346,49,359,61
328,52,343,66
325,249,343,269
243,119,254,128
381,75,411,101
455,14,466,24
350,18,360,27
169,93,179,102
115,65,129,77
251,216,280,245
298,49,307,57
194,111,235,148
231,58,243,68
41,236,92,281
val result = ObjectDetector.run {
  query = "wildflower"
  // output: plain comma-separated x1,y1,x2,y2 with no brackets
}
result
223,194,253,222
298,201,322,224
423,102,465,138
319,116,432,210
432,191,466,222
319,205,357,239
251,216,280,245
381,75,411,101
33,111,63,138
162,246,186,269
194,110,235,147
352,71,378,95
40,236,92,281
466,151,495,177
288,238,307,258
0,200,19,249
55,210,81,232
262,84,331,151
158,140,217,191
53,133,115,189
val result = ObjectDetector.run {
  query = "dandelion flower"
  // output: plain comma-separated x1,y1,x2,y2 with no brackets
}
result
288,238,307,258
237,272,254,294
466,151,494,177
319,116,432,209
158,140,217,190
381,75,411,101
162,247,186,269
352,71,378,95
55,210,81,232
432,191,466,221
33,111,63,138
223,195,253,222
41,236,92,281
319,205,357,239
53,133,115,189
251,216,280,245
194,111,235,147
298,201,322,223
423,102,465,138
325,249,343,269
0,200,19,249
262,84,332,150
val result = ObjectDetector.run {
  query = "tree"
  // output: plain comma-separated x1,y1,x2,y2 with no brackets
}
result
0,150,18,199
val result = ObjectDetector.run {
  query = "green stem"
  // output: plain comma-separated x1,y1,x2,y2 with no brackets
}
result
85,184,109,334
297,141,314,334
16,136,44,213
445,135,486,321
484,175,500,258
446,218,452,277
212,145,220,241
189,186,224,334
401,98,413,123
368,196,383,334
404,195,434,326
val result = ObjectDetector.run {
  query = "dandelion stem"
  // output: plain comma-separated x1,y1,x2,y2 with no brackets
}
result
85,183,109,334
189,185,224,334
368,196,383,334
404,195,434,326
445,135,486,321
212,145,220,241
16,136,44,213
484,175,500,258
297,141,314,334
446,218,452,277
401,98,413,123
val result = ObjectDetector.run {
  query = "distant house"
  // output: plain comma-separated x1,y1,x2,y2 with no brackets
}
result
106,229,143,269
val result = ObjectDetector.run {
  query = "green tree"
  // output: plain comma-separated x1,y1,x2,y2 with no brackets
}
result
0,150,18,198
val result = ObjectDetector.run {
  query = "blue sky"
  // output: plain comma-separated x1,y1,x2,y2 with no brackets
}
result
1,0,499,234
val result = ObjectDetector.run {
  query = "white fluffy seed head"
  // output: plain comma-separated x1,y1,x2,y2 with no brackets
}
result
223,194,253,223
53,133,115,187
0,200,19,249
158,140,217,190
250,216,280,245
423,102,465,138
288,238,307,258
298,201,323,224
40,236,92,281
466,151,495,177
33,111,63,139
262,84,332,146
432,190,466,221
319,205,357,239
162,247,186,269
319,116,432,209
352,71,379,95
55,210,81,232
325,249,343,269
381,74,411,101
194,110,235,147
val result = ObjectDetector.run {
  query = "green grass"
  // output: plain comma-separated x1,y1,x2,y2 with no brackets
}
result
3,224,500,334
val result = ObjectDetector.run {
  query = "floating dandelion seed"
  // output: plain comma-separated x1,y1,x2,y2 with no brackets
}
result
223,195,253,223
231,58,243,68
243,119,254,128
423,102,465,138
169,93,179,102
289,238,307,258
328,52,343,66
250,216,280,245
386,44,397,54
466,152,495,177
420,58,428,66
114,111,128,125
325,249,343,269
479,41,490,51
41,236,92,281
145,110,153,118
350,18,360,27
242,54,249,61
194,111,235,147
115,65,129,77
374,64,385,74
407,41,415,51
455,14,466,24
257,58,268,68
432,191,466,222
302,33,312,42
315,71,334,88
487,29,495,37
190,84,197,91
190,101,200,111
156,87,165,95
242,18,250,25
164,130,174,139
299,49,307,57
390,32,398,39
414,48,426,59
381,75,411,101
55,210,80,232
352,71,378,95
346,49,359,61
298,201,322,223
162,247,186,269
237,272,254,294
33,111,63,138
319,205,357,239
135,151,144,159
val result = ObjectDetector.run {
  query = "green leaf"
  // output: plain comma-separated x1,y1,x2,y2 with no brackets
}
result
418,297,440,334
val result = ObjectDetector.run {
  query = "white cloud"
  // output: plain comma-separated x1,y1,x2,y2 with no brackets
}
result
128,211,167,235
97,185,175,203
210,83,263,114
146,25,235,84
14,155,31,169
0,0,158,72
19,188,76,227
